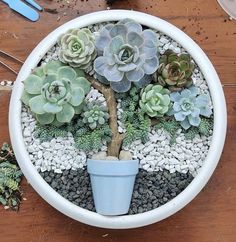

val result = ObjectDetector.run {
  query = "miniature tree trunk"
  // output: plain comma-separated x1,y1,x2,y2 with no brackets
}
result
86,76,124,157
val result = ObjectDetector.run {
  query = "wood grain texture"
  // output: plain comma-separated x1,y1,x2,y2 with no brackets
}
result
0,0,236,241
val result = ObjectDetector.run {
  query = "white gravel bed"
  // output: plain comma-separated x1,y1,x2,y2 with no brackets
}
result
21,88,108,173
21,106,87,173
85,87,106,106
123,128,212,177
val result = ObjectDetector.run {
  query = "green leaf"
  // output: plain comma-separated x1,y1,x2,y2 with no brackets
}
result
109,35,124,54
24,75,43,95
98,117,105,125
0,196,7,205
179,53,190,62
74,103,84,114
69,87,84,106
36,113,55,125
56,103,75,123
43,61,63,75
165,78,176,86
33,66,45,77
73,68,85,78
21,90,34,106
57,66,77,81
43,102,63,114
73,77,91,94
88,117,94,123
127,31,144,47
168,53,178,62
43,74,57,84
29,95,47,114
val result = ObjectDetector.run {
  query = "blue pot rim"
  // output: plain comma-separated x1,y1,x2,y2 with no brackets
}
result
87,159,139,176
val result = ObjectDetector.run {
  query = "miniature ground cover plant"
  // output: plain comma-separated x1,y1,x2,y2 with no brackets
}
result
20,18,214,214
0,143,23,210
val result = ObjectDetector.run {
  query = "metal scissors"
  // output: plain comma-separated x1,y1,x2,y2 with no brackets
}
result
1,0,42,22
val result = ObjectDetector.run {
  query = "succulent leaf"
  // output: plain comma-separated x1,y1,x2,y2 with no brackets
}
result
43,61,63,75
57,66,77,80
56,103,75,123
36,113,55,125
24,75,43,95
29,95,47,114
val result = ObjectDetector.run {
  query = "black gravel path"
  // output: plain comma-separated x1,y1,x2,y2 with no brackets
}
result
40,168,194,214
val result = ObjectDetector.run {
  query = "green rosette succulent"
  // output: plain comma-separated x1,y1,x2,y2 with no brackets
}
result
154,49,194,92
58,28,96,69
82,102,109,129
21,61,91,126
139,84,171,117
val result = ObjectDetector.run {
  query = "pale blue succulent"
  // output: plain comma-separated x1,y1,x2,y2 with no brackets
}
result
169,86,213,130
94,19,159,92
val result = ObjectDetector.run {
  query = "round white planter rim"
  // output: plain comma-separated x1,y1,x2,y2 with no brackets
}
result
9,10,227,229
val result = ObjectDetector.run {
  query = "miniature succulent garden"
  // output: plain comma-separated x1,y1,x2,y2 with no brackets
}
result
21,19,214,214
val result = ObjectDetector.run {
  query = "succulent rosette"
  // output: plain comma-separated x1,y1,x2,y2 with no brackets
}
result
94,19,159,92
21,61,91,126
154,49,194,92
58,28,96,69
169,86,213,129
82,102,109,129
139,84,171,117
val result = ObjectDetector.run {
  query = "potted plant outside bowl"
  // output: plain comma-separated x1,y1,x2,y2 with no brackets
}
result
9,10,227,229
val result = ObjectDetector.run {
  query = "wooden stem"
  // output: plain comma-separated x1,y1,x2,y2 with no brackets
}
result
86,76,124,157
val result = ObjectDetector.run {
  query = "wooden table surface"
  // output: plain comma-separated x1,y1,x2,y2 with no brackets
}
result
0,0,236,241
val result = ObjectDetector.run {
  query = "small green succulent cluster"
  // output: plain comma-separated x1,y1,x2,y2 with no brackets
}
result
116,86,139,111
22,61,91,126
184,117,213,140
34,124,69,142
82,102,109,129
154,50,194,92
116,87,151,146
74,124,112,152
0,143,23,210
123,112,151,147
198,117,214,136
58,28,96,69
139,84,171,118
155,118,181,144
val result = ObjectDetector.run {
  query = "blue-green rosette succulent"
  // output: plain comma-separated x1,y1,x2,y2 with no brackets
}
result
94,19,159,92
169,86,213,129
82,102,109,130
21,61,91,126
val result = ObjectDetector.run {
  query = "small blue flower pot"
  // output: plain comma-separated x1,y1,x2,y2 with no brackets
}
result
87,159,139,216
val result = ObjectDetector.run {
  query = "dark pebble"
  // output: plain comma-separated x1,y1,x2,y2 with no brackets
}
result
40,168,194,215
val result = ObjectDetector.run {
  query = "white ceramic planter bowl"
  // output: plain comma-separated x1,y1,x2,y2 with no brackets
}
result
9,10,227,229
